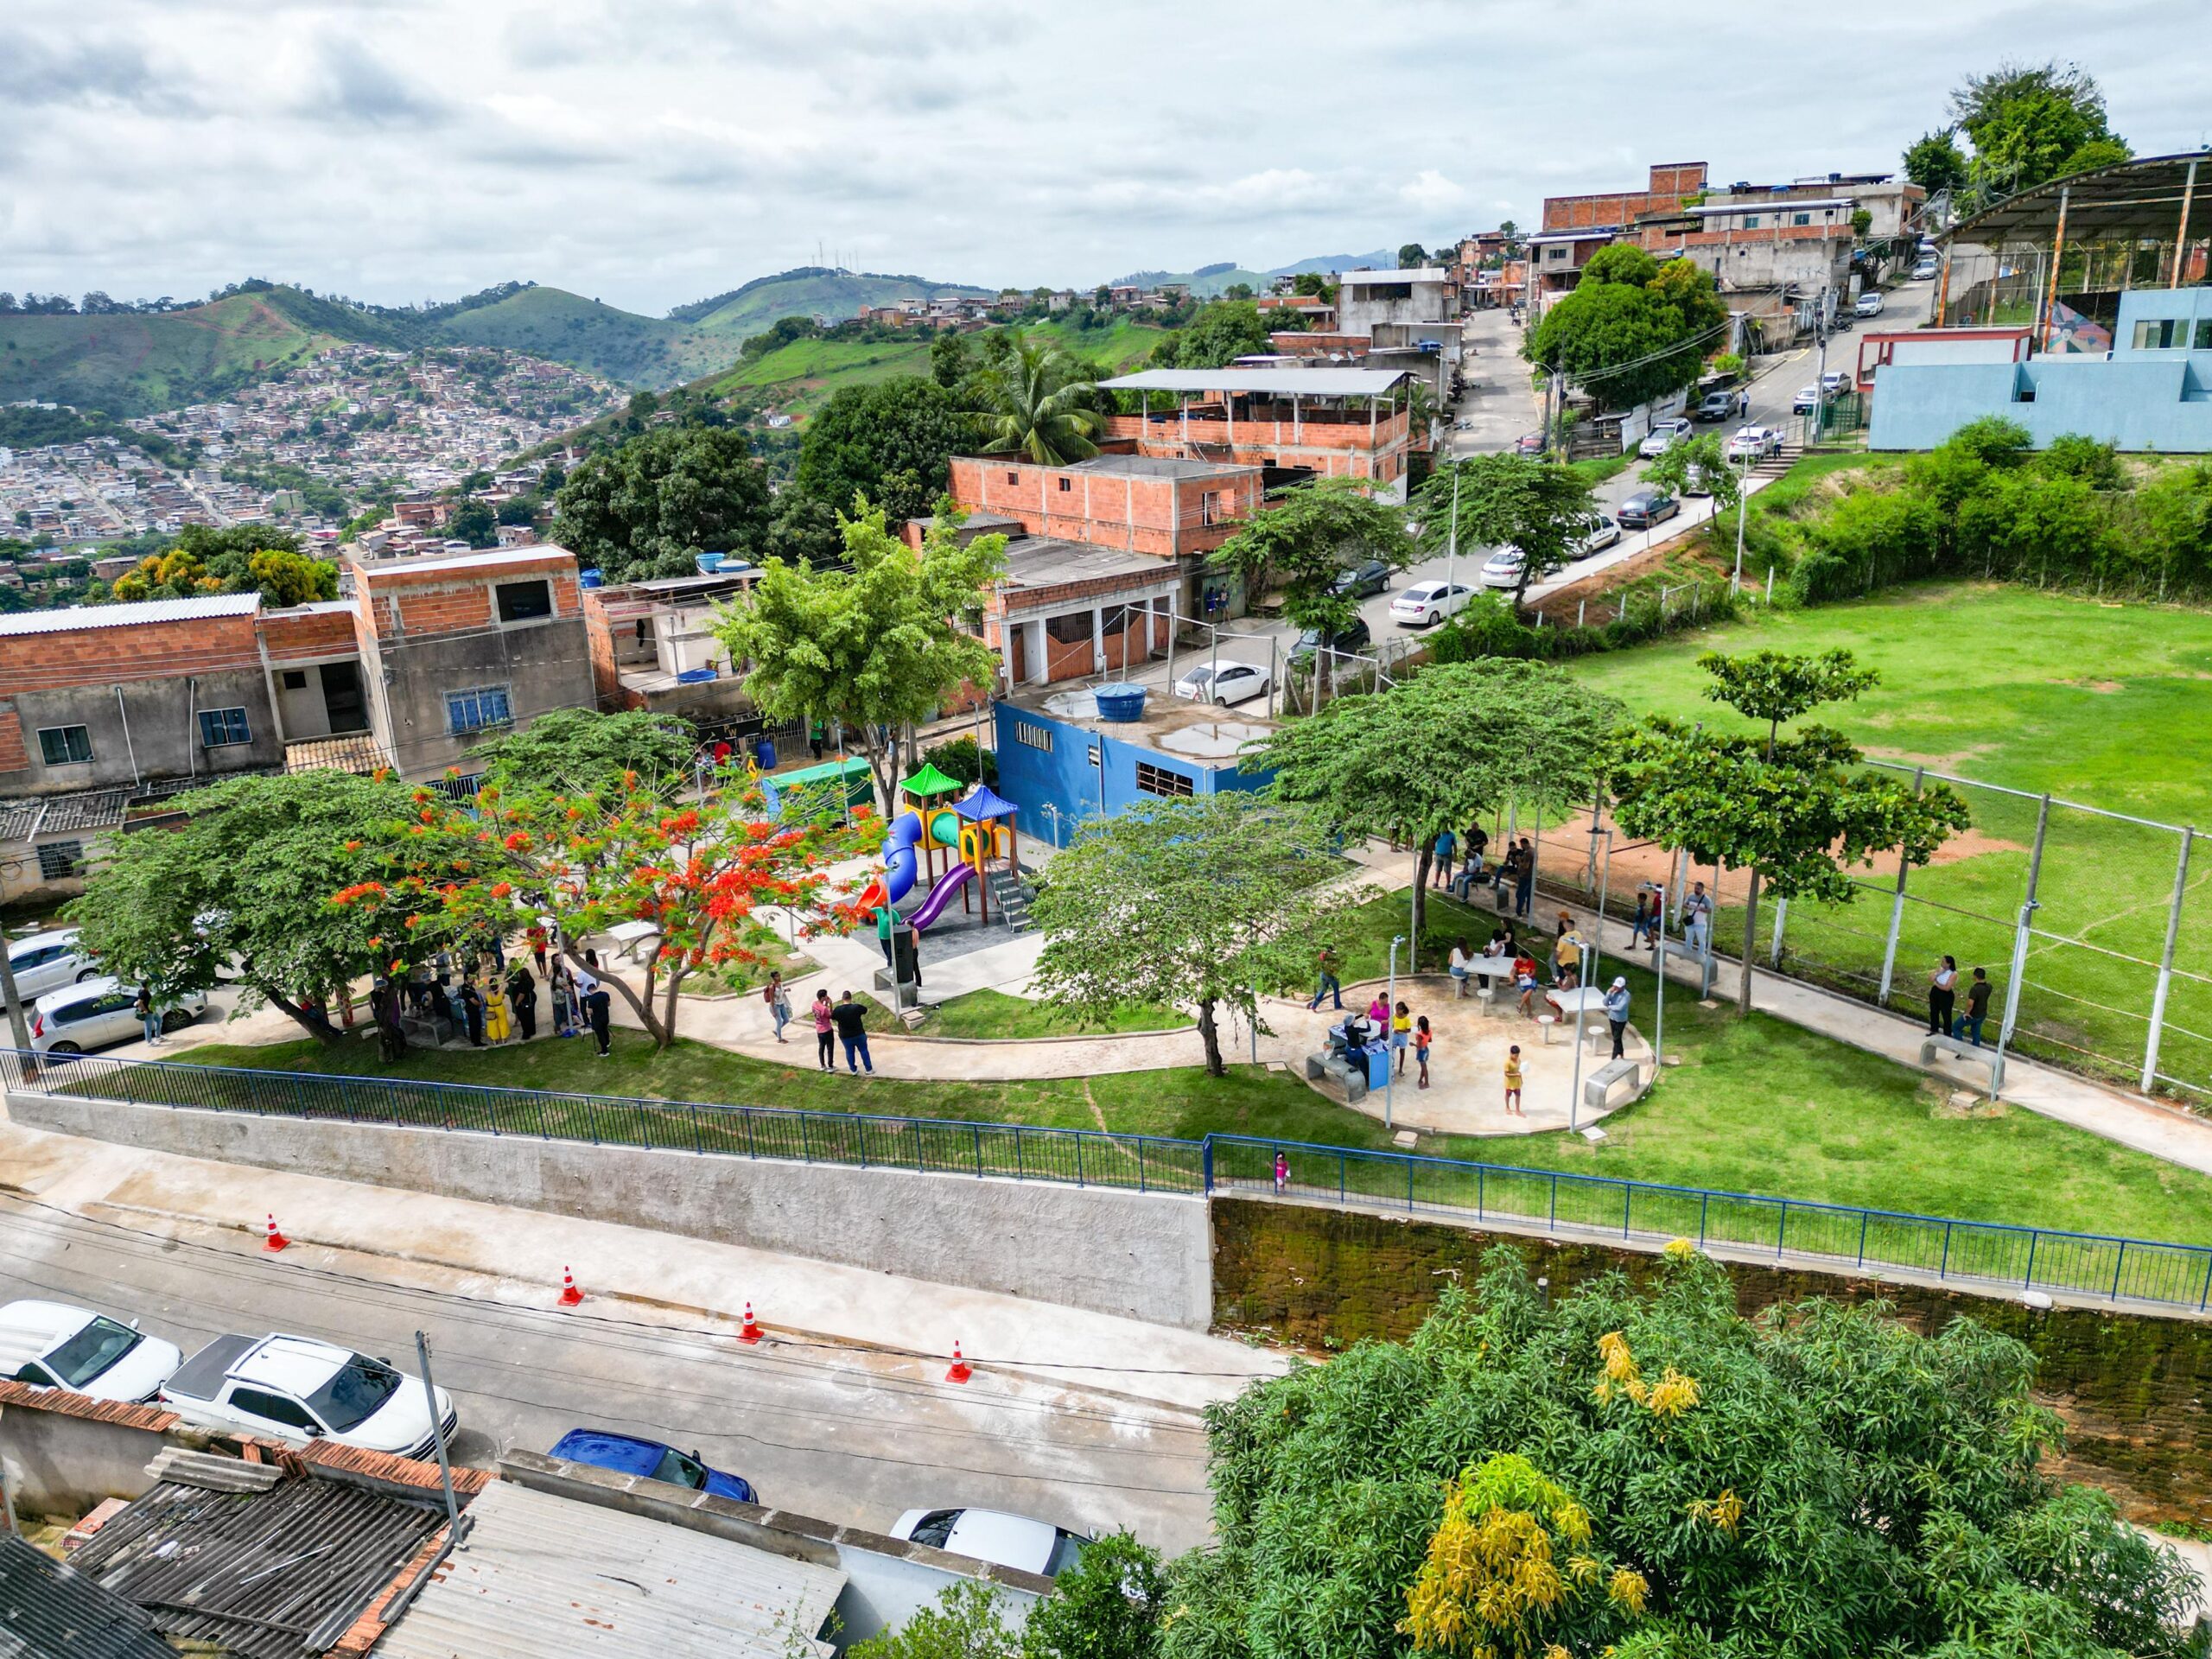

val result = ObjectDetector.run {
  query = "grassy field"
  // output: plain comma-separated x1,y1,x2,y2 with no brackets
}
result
705,337,936,417
916,988,1187,1040
1567,581,2212,1098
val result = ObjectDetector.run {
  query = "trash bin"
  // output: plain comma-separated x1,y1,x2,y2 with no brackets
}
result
754,735,778,772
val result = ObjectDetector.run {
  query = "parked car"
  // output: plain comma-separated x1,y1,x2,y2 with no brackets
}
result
1854,290,1885,318
1617,490,1681,530
1513,431,1546,456
1637,417,1694,458
1724,425,1784,461
1173,660,1272,706
1478,547,1528,590
889,1508,1092,1579
1694,388,1750,423
3,929,98,1001
29,976,206,1055
1791,385,1821,415
1820,369,1853,397
161,1333,456,1459
1389,581,1476,628
1327,558,1392,600
1577,515,1622,556
1288,618,1371,664
1912,257,1940,281
549,1428,756,1503
0,1300,181,1403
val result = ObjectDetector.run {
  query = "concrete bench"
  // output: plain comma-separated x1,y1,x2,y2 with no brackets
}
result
1304,1052,1369,1104
1921,1033,2005,1091
1583,1058,1640,1112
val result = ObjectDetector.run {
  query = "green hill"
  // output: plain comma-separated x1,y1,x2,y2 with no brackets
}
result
427,285,733,387
672,267,994,335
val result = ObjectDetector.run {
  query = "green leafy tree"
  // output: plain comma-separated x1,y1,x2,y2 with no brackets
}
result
1249,661,1624,963
1412,454,1595,610
1022,1532,1167,1659
1949,60,2128,195
1527,257,1726,412
1030,793,1359,1076
1208,476,1414,635
1608,649,1970,1013
245,548,340,607
105,524,333,607
1640,432,1738,520
447,499,498,548
931,330,973,390
852,1580,1017,1659
1157,300,1272,371
715,506,1006,813
1291,273,1337,302
793,377,978,524
64,772,435,1045
470,707,695,794
975,332,1103,465
1397,243,1429,269
1904,129,1971,194
1165,1244,2207,1659
550,423,773,582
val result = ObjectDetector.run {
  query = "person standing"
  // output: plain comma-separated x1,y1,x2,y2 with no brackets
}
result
377,980,409,1063
550,965,575,1036
583,978,613,1058
1431,828,1455,888
1628,884,1656,950
1502,1044,1523,1117
1604,976,1631,1059
811,989,836,1071
1466,823,1488,869
1306,947,1343,1012
1273,1150,1288,1195
134,982,161,1047
1514,838,1535,918
1491,844,1519,912
1953,966,1993,1046
1681,882,1713,958
831,991,873,1075
763,971,792,1043
1929,955,1958,1037
457,980,486,1048
808,718,827,762
527,924,550,979
1414,1015,1433,1089
506,963,538,1041
1367,991,1390,1033
1390,1000,1413,1076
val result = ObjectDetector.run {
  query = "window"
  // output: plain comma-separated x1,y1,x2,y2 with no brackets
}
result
1005,470,1020,485
1014,720,1053,752
37,842,84,881
1057,477,1071,493
2133,318,2187,350
651,1446,709,1490
496,578,552,622
37,725,92,766
1045,613,1093,645
198,707,251,747
1546,245,1568,263
230,1387,318,1433
1741,215,1760,230
2197,319,2212,351
305,1354,401,1431
44,1317,141,1389
1792,213,1811,226
446,685,512,734
1135,760,1194,799
281,669,308,690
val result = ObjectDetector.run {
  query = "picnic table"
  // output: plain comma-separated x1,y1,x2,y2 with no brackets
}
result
1544,985,1615,1037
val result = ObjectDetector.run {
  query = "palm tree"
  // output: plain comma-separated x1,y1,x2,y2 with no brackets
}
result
976,333,1103,465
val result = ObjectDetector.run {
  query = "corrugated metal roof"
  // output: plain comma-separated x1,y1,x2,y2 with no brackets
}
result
379,1478,848,1659
0,593,261,637
1099,366,1411,395
353,543,577,578
0,1534,173,1659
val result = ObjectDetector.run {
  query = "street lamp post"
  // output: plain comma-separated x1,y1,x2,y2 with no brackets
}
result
1731,449,1752,592
1384,934,1405,1130
1443,461,1462,593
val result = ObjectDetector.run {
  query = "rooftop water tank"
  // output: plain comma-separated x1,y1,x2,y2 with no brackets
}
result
1093,683,1147,722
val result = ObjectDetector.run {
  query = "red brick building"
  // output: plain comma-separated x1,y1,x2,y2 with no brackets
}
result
1095,365,1418,499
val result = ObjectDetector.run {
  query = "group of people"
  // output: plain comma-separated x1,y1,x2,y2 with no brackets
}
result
759,973,877,1076
1929,957,1995,1046
366,928,615,1062
1627,880,1715,959
1332,992,1433,1089
1427,824,1541,922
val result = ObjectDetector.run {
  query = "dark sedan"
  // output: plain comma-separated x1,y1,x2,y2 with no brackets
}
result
1617,490,1681,531
1328,558,1393,600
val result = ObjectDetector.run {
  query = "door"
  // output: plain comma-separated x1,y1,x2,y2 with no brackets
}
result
76,991,137,1048
226,1385,321,1440
320,661,368,734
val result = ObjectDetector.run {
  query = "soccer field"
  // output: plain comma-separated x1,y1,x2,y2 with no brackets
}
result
1567,582,2212,1101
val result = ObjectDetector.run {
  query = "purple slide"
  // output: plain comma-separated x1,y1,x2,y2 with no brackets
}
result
906,862,976,930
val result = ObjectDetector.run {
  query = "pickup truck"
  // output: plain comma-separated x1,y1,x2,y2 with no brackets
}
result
161,1332,456,1459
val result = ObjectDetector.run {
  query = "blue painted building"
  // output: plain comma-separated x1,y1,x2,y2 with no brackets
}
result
1871,289,2212,452
992,690,1275,845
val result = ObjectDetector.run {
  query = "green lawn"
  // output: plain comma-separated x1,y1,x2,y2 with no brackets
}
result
1566,581,2212,1101
916,988,1187,1040
169,938,2212,1248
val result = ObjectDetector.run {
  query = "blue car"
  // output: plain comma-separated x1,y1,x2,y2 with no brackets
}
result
548,1428,757,1503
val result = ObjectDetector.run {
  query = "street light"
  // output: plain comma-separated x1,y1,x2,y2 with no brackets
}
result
1384,933,1405,1130
1443,461,1462,594
1731,448,1752,593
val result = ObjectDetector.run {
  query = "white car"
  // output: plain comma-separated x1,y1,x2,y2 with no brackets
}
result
29,975,206,1054
1173,661,1272,707
1820,369,1853,397
1854,291,1885,318
1723,425,1784,462
890,1507,1091,1579
161,1332,457,1459
4,929,99,1000
1637,418,1694,458
1791,385,1821,415
0,1300,181,1403
1478,547,1528,590
1911,258,1940,281
1389,581,1475,627
1577,516,1622,556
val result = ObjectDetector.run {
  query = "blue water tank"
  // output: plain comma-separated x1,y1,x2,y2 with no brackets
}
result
695,553,726,575
676,666,718,683
1094,683,1147,722
755,735,778,772
579,568,604,589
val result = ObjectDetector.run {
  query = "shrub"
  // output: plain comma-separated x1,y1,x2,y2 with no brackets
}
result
922,734,998,788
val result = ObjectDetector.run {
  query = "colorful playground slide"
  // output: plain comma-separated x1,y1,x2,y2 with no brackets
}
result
858,809,972,930
906,861,975,929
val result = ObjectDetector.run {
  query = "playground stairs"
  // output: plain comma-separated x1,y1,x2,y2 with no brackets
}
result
987,868,1039,935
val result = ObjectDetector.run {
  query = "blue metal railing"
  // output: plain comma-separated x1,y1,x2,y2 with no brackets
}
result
5,1050,2209,1315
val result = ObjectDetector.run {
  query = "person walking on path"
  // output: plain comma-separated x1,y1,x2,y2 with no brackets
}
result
1929,955,1958,1037
1629,884,1656,950
1273,1150,1288,1195
582,978,613,1058
506,963,537,1041
763,971,792,1043
832,991,874,1075
1513,838,1535,918
1604,976,1631,1059
134,982,162,1047
1390,1001,1413,1076
1306,947,1343,1012
811,989,836,1071
809,718,827,762
1414,1015,1433,1089
1431,828,1455,888
1681,881,1713,958
1503,1044,1524,1117
1953,966,1993,1046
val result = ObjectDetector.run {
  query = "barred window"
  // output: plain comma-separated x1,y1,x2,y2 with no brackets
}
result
446,684,512,734
1135,761,1193,798
37,841,85,880
1014,721,1053,752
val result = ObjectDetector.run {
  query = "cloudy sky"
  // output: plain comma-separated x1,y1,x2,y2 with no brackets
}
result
3,0,2207,315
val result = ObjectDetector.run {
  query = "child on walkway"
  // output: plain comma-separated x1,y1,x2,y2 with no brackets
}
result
1273,1151,1288,1194
1414,1016,1432,1089
1390,1001,1413,1077
1503,1044,1523,1116
1513,951,1541,1018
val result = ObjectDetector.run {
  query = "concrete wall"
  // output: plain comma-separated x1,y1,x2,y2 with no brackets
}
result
1870,357,2212,452
6,670,280,795
5,1088,1216,1330
993,702,1274,837
365,616,598,779
0,1389,168,1519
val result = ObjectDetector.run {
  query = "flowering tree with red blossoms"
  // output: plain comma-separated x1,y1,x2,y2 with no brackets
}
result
337,771,882,1050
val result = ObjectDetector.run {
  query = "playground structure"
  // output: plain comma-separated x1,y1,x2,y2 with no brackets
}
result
855,767,1024,937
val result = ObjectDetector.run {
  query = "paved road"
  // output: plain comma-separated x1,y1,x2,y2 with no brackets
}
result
0,1191,1222,1550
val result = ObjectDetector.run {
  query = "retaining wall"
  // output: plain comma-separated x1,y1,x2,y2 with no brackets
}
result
5,1089,1215,1331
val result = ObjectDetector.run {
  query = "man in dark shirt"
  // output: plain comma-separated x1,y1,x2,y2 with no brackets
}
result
456,981,486,1047
1953,967,1993,1046
830,991,873,1075
505,964,537,1041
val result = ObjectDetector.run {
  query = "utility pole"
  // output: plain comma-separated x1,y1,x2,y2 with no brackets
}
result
1383,935,1404,1130
0,941,28,1061
1443,461,1461,593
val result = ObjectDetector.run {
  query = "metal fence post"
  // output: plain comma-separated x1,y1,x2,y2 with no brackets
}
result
2141,828,2193,1095
1769,897,1789,967
1201,1136,1212,1193
1992,793,2051,1097
1875,768,1923,1005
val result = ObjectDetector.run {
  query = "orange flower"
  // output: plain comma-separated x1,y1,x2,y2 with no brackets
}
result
404,914,421,929
504,830,531,850
345,839,362,851
491,881,512,898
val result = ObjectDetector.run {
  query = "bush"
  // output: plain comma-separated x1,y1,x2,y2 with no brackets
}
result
922,735,998,788
1021,1533,1166,1659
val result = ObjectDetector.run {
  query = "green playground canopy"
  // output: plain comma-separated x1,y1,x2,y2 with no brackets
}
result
900,763,965,797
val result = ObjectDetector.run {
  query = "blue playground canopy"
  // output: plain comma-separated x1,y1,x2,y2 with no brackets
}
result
952,784,1020,822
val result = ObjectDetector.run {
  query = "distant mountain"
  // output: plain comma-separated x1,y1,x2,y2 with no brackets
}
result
427,285,733,386
1102,249,1402,298
669,266,991,330
1268,249,1398,276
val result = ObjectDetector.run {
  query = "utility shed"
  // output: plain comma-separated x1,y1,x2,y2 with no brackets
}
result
378,1476,849,1659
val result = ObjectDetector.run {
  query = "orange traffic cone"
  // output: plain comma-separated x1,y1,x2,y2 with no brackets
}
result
945,1341,972,1384
557,1267,583,1307
740,1302,762,1344
263,1214,289,1253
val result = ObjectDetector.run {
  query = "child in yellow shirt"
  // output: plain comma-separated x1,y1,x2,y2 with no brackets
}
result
1503,1044,1524,1116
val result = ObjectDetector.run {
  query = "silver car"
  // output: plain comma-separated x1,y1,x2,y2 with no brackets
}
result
4,929,98,1000
29,975,206,1054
